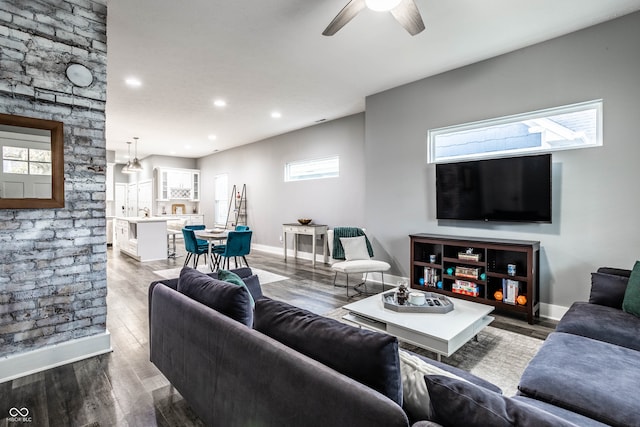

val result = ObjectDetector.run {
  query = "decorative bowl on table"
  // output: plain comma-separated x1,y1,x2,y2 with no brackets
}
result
297,218,312,225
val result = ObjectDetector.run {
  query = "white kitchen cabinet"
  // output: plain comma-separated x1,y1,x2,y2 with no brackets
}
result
114,217,168,262
156,168,200,201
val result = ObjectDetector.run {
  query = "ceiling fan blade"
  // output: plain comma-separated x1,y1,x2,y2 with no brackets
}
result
390,0,425,36
322,0,367,36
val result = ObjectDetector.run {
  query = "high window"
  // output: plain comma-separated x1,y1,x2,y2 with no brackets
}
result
428,100,603,163
284,156,339,182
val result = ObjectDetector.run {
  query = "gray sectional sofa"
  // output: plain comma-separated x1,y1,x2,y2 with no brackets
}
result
421,267,640,427
149,266,639,426
515,267,640,427
149,267,498,427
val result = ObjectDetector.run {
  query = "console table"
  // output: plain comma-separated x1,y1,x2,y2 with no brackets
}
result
283,223,328,267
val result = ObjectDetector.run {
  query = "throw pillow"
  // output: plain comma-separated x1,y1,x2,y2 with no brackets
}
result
425,375,578,427
242,274,263,301
398,350,468,421
622,261,640,317
340,236,370,261
177,267,253,326
218,269,256,308
253,298,402,405
589,272,629,309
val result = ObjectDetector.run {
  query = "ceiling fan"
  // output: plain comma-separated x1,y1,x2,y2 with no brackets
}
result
323,0,425,36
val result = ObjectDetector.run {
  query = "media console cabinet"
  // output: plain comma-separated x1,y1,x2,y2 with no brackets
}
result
410,234,540,324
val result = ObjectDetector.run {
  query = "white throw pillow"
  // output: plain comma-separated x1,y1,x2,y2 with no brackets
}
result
398,349,468,421
340,236,370,260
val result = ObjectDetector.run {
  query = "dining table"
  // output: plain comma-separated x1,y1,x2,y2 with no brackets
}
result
194,229,229,271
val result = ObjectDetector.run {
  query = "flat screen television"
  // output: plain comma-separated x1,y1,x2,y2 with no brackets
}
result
436,154,552,223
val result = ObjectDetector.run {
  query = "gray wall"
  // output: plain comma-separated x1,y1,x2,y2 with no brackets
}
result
0,1,108,357
364,11,640,309
195,12,640,312
197,113,366,251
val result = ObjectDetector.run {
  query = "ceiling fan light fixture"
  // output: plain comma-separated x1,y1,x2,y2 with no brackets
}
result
365,0,402,12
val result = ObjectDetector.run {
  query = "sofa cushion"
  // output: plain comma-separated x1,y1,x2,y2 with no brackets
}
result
425,375,579,427
253,298,402,405
518,332,640,427
177,267,253,326
218,269,255,308
622,260,640,317
555,301,640,351
399,349,468,421
512,396,610,427
589,272,628,308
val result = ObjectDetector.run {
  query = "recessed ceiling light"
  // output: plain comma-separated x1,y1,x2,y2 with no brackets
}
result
271,111,282,119
208,134,217,141
213,99,227,107
125,77,142,87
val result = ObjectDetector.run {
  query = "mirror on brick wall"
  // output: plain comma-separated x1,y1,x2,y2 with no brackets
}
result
0,113,64,208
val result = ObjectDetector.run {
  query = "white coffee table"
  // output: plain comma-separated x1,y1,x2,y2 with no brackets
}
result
342,290,495,361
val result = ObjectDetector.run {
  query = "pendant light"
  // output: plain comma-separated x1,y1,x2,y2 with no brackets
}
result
128,137,143,172
122,140,134,174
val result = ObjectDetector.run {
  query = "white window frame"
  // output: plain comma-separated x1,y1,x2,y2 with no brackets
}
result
427,99,603,163
284,155,339,182
214,173,228,226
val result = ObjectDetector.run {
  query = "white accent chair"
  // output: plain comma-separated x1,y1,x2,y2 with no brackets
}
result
327,229,391,297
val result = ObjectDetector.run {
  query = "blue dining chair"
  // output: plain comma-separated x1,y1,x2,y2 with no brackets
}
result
182,228,209,268
218,230,252,270
235,225,250,231
185,224,208,246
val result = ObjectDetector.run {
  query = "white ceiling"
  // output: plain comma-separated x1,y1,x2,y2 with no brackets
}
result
105,0,640,163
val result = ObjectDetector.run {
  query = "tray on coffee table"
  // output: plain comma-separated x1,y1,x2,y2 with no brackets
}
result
382,290,454,313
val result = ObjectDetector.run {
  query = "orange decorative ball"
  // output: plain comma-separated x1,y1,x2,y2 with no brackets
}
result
494,290,503,301
517,295,527,305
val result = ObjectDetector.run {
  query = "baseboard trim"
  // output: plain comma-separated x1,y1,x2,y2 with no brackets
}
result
539,303,569,321
0,331,112,383
252,243,322,262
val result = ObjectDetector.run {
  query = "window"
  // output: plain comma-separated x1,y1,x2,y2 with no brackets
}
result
214,174,228,226
284,156,339,182
2,146,52,175
428,100,603,163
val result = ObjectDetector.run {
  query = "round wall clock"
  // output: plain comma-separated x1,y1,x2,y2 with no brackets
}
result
66,63,94,87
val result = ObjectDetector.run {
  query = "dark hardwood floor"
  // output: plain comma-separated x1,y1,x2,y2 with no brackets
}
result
1,247,556,426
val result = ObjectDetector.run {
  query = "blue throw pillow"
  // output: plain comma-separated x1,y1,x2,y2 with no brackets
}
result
177,267,253,326
253,298,402,405
425,375,578,427
218,269,256,308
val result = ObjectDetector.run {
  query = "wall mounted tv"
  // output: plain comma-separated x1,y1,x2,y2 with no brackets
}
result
436,154,552,223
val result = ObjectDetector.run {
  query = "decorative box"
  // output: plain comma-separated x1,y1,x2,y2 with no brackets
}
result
458,252,481,261
455,266,481,279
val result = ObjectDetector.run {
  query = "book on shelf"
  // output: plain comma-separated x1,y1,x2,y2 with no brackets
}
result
423,267,439,287
502,278,519,305
452,279,480,297
455,266,480,279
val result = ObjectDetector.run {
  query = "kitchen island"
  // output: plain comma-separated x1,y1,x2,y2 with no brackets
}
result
114,217,168,262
